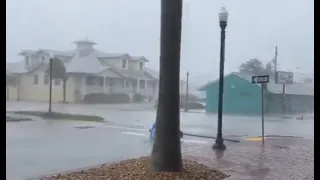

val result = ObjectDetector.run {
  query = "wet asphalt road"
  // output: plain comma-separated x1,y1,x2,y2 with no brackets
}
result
6,120,213,180
6,101,314,139
6,101,314,180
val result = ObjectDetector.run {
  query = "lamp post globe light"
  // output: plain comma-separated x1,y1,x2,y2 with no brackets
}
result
212,7,228,150
48,53,55,113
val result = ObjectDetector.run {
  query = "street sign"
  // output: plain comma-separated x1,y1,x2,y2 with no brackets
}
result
251,75,269,145
252,75,269,84
276,71,293,84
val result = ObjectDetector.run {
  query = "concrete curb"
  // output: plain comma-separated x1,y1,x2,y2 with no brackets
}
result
260,135,303,138
183,133,241,143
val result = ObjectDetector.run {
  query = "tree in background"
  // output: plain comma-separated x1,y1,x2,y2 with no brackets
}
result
239,58,274,76
149,0,183,172
45,58,67,102
239,58,274,113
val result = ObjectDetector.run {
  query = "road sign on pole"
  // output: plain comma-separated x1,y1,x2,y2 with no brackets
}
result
275,71,294,115
252,75,269,84
275,71,293,84
252,75,269,145
260,84,265,145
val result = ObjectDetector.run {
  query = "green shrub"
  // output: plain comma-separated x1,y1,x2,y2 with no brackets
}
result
181,102,205,109
13,111,104,122
132,93,146,102
83,93,130,104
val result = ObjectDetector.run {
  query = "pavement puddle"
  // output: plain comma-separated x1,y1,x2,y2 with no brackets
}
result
122,131,209,145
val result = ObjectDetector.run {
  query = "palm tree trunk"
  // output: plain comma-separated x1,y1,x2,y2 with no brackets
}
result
150,0,183,172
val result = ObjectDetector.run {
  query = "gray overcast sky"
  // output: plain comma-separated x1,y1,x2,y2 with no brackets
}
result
6,0,314,85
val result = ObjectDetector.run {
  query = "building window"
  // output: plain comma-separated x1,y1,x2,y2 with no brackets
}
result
42,56,45,61
139,80,145,89
44,75,49,85
25,56,29,65
99,77,104,86
123,80,126,88
86,76,94,85
122,59,127,69
105,78,114,87
54,79,60,85
147,81,153,88
105,78,110,87
109,78,113,87
139,62,144,70
33,75,39,85
126,80,130,88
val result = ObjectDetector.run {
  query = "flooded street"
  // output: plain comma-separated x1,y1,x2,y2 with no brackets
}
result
6,101,314,139
6,102,314,179
6,119,215,180
6,120,151,180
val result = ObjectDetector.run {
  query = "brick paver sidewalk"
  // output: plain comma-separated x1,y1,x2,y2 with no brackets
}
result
183,138,314,180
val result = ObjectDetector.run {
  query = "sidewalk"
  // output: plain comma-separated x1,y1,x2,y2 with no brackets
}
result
183,138,314,180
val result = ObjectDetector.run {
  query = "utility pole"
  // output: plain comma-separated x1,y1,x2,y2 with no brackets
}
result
184,71,189,112
274,46,286,114
274,46,278,79
274,46,285,114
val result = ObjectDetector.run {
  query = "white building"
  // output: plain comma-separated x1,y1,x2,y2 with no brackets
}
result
6,39,160,102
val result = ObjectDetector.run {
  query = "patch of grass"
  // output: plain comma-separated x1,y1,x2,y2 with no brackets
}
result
13,111,104,122
6,115,32,122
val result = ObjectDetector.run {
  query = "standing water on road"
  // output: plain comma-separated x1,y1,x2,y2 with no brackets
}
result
7,101,314,139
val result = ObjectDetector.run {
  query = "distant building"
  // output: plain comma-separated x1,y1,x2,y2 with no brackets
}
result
199,72,314,115
6,39,159,102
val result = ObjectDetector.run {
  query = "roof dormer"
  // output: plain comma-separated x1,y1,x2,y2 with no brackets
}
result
73,38,96,57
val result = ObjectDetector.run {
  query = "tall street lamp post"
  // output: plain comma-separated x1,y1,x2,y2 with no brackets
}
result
212,7,228,150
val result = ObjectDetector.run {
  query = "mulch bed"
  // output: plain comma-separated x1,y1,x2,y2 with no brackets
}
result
41,157,230,180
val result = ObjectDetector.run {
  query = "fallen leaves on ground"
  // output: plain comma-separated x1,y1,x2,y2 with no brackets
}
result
42,157,230,180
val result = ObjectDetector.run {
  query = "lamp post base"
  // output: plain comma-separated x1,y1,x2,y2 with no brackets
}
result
212,140,226,150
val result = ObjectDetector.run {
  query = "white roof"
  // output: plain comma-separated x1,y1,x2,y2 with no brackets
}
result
66,51,106,74
12,39,158,77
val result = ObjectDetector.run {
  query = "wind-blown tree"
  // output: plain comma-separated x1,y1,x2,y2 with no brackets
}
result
45,57,67,102
239,59,274,113
149,0,183,172
239,58,274,76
